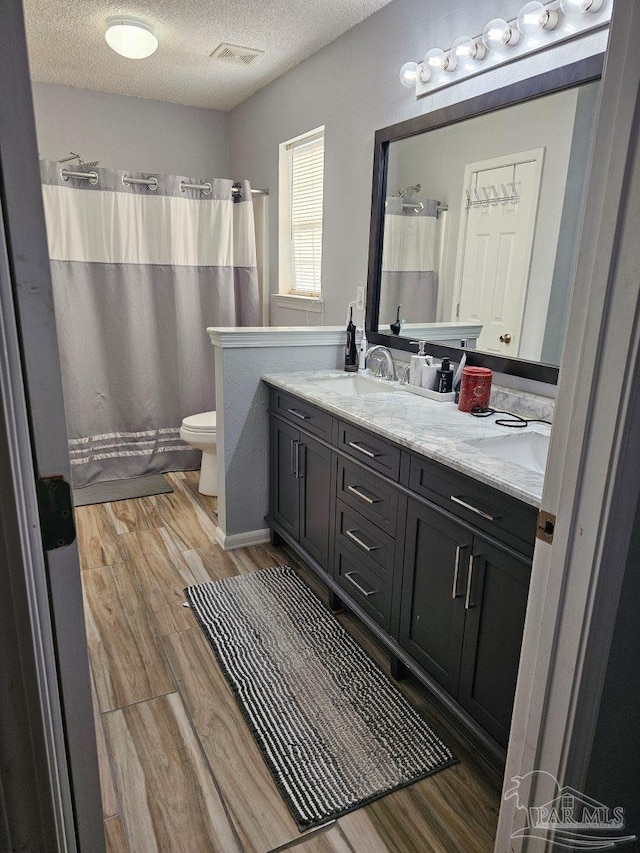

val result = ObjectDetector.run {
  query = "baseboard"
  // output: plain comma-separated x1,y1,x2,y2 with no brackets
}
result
214,526,271,551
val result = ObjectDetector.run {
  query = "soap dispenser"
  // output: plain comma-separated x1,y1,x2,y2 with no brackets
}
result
436,358,454,393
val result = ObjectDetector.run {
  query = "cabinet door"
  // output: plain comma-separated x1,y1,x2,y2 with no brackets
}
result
270,417,300,540
458,536,531,748
399,499,472,695
299,434,333,570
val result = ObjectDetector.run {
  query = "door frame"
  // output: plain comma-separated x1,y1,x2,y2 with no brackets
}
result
496,2,640,849
0,1,104,850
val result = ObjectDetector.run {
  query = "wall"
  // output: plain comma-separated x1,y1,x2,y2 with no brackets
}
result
210,329,345,543
32,82,230,177
228,0,608,328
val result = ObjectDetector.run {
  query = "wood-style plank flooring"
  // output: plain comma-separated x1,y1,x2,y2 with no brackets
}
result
76,471,501,852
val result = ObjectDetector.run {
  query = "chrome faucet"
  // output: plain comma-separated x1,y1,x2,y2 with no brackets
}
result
365,345,398,381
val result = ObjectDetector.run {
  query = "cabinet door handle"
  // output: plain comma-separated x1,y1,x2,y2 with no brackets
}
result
348,440,379,459
347,485,381,505
450,495,498,522
287,407,309,421
345,528,380,552
290,440,298,477
297,443,305,479
465,554,476,610
452,545,465,599
344,571,377,597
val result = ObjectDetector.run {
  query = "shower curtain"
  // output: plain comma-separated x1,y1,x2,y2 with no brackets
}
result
40,162,259,487
380,197,440,327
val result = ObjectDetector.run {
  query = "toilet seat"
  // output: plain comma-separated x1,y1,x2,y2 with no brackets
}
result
181,411,216,433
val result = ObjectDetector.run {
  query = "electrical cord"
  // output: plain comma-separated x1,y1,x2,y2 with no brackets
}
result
469,406,552,428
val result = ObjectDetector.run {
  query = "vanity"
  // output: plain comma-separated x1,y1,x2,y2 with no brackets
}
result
264,370,549,765
259,55,603,768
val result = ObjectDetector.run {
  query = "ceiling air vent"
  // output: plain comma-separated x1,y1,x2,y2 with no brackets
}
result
210,43,264,66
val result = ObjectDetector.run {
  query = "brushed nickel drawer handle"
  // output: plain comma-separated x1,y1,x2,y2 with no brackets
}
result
344,571,377,597
452,545,465,599
345,528,380,552
287,407,309,420
348,440,379,459
290,440,297,477
465,554,476,610
347,485,381,505
450,495,496,522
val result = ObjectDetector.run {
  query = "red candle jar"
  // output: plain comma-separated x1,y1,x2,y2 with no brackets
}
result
458,366,492,413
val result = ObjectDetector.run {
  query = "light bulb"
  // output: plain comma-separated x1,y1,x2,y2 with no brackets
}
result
517,2,559,34
424,47,456,73
560,0,603,13
482,18,521,52
399,62,420,88
105,16,158,59
452,36,486,62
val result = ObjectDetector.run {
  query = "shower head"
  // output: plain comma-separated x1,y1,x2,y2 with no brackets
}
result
397,184,421,198
57,152,100,170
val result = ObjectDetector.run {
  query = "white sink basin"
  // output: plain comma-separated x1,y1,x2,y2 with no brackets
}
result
308,375,401,396
465,431,550,475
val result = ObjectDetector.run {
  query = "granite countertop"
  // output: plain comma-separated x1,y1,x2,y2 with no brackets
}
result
263,370,551,507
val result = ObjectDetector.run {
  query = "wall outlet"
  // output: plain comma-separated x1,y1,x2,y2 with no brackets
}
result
356,287,365,311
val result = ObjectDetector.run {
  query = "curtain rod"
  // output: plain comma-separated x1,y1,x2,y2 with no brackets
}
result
58,169,269,196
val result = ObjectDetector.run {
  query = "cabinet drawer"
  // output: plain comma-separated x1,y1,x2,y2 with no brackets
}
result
271,389,333,441
334,545,391,632
335,500,395,584
337,457,399,537
338,421,401,480
407,454,537,556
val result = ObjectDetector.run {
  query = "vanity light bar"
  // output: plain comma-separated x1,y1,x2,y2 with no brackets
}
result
401,0,611,98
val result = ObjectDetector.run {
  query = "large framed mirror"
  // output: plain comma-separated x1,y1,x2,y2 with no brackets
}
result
365,55,604,384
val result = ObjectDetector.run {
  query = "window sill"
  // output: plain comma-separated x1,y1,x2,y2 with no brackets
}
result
272,294,324,313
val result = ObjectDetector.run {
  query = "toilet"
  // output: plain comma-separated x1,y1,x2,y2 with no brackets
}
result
179,411,217,496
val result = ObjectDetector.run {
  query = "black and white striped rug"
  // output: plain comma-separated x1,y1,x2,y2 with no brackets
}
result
185,565,456,831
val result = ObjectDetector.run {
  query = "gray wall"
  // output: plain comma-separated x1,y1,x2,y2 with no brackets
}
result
216,343,343,538
32,82,230,177
228,0,607,327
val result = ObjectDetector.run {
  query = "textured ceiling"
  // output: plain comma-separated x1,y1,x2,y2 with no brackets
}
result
23,0,395,111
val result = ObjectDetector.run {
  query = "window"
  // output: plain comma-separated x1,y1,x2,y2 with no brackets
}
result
279,127,325,299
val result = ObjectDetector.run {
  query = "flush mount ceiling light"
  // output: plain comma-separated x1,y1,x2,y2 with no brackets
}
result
105,16,158,59
517,1,559,34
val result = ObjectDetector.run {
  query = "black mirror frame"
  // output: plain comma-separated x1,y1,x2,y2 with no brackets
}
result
365,54,604,385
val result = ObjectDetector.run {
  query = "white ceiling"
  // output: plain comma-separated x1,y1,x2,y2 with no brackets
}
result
23,0,395,111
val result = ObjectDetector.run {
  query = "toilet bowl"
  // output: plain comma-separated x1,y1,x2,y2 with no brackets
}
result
179,411,217,496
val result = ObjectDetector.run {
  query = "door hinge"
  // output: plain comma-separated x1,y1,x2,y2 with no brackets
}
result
36,476,76,551
536,509,556,544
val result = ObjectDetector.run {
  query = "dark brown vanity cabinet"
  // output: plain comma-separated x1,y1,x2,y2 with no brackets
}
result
401,498,532,747
270,415,333,571
267,385,537,756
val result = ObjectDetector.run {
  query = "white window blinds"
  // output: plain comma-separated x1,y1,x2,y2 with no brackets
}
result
287,131,324,296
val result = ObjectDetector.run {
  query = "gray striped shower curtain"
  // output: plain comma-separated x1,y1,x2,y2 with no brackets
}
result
40,162,259,487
